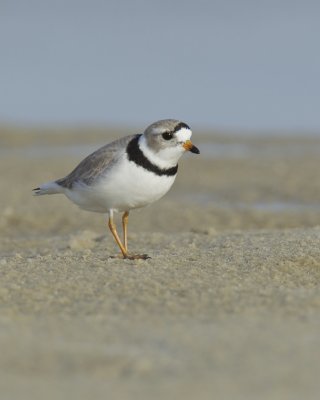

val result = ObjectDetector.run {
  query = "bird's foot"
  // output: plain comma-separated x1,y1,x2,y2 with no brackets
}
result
126,253,151,260
110,253,151,260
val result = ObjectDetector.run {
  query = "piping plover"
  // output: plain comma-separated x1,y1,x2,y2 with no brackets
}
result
33,119,200,259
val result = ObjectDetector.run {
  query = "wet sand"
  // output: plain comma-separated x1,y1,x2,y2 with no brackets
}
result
1,127,320,399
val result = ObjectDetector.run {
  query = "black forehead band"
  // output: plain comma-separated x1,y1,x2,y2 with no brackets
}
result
172,122,190,133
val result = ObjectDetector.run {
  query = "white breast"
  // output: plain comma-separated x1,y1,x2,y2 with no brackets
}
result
64,155,176,213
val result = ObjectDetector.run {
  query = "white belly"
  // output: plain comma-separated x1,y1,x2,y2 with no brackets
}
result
64,157,176,213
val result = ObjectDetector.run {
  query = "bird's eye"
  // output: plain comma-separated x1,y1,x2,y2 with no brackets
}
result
162,132,173,140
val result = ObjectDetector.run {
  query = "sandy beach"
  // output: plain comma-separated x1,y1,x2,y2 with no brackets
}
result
1,127,320,399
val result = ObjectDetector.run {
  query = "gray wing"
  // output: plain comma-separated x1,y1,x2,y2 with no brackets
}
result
56,134,136,188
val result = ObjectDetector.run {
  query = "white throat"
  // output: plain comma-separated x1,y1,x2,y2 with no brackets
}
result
138,135,184,169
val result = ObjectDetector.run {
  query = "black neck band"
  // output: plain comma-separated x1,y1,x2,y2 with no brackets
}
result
126,135,178,177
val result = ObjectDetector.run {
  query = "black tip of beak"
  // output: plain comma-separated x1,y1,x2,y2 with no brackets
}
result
190,145,200,154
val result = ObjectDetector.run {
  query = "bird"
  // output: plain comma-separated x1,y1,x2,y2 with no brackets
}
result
33,119,200,259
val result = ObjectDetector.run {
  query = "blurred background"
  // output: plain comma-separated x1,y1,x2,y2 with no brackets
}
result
1,0,320,133
1,0,320,235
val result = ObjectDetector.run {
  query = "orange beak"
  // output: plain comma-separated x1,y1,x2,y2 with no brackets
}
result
183,140,200,154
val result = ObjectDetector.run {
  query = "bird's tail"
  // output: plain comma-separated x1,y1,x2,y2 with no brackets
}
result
32,181,63,196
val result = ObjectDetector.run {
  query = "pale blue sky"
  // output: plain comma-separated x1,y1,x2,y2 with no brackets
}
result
1,0,319,132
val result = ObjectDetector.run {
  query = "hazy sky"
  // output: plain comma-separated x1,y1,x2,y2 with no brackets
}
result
1,0,319,132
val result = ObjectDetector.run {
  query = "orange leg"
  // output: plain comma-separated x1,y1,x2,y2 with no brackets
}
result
108,214,128,258
122,211,129,252
107,211,150,260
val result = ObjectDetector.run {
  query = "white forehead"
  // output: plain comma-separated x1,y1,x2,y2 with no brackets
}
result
175,127,192,142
